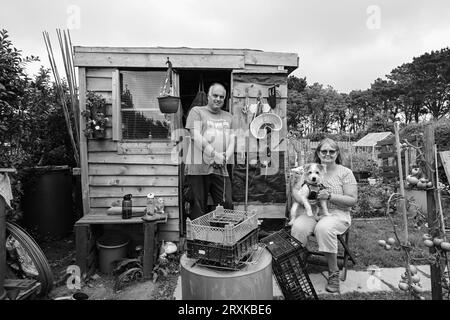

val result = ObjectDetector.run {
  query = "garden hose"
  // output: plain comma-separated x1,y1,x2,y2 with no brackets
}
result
6,221,54,296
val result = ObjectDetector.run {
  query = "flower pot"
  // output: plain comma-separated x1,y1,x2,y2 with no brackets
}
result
92,130,106,139
158,95,180,114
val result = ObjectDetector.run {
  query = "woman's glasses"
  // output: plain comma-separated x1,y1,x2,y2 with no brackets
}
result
320,149,337,156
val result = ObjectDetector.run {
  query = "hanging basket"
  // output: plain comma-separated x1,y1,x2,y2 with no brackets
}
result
158,57,179,114
158,95,180,114
92,130,106,139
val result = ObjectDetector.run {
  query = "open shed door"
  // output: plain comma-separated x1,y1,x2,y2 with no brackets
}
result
230,71,289,219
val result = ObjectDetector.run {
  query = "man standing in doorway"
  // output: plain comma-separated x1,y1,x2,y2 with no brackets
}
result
184,83,235,219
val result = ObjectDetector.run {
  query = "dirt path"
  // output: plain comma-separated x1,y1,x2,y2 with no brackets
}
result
49,275,158,300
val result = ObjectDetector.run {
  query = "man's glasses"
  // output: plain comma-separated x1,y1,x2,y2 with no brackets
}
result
320,149,337,156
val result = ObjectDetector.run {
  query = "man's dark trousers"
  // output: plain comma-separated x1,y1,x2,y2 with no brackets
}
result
186,174,233,220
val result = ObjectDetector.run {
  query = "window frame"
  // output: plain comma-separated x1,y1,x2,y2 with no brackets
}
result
112,68,177,142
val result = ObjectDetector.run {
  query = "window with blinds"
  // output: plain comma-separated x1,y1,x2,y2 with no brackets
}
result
120,71,170,140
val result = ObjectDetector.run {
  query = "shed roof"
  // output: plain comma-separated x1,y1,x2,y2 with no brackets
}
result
353,132,393,147
73,46,299,73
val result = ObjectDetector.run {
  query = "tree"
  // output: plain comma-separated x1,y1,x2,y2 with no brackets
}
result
388,63,428,123
0,29,38,167
409,48,450,119
287,75,308,134
370,78,402,119
347,89,378,133
288,75,307,92
0,29,76,168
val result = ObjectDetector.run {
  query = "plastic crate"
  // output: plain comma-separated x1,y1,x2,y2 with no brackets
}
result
272,253,318,300
260,228,305,261
186,228,259,269
186,206,258,245
261,229,318,300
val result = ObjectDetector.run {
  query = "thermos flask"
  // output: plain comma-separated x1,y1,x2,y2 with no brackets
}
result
122,194,132,219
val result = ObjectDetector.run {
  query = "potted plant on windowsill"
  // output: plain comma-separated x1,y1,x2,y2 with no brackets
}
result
157,57,180,114
81,91,109,139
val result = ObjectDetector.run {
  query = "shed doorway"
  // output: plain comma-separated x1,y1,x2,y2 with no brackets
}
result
178,69,232,236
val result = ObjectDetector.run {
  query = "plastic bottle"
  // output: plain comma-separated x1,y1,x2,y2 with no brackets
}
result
122,194,132,219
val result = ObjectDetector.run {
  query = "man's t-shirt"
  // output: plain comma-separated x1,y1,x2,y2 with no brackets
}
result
185,106,235,176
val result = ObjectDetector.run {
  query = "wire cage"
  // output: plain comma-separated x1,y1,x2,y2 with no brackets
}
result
186,207,258,245
261,229,318,300
186,228,260,270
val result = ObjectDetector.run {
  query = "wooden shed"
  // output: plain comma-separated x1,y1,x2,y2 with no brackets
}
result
73,46,298,276
353,132,393,163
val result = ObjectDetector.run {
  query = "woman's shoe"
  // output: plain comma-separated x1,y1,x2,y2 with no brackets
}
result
325,270,340,293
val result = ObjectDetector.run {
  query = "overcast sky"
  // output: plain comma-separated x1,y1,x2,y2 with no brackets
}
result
2,0,450,93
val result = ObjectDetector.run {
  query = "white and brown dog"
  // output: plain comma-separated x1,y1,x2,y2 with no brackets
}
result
289,163,330,225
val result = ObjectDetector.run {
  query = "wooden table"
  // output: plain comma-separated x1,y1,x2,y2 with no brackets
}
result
75,213,166,279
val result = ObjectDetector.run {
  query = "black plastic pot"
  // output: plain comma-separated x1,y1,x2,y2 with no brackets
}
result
158,95,180,113
22,166,74,239
353,171,370,182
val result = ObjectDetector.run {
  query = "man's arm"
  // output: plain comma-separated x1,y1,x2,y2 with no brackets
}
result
190,129,216,158
225,132,235,162
186,107,216,158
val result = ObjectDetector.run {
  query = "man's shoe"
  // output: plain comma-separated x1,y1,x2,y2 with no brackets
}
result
325,270,340,293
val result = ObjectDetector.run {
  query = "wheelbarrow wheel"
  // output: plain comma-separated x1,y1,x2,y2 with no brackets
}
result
6,221,54,296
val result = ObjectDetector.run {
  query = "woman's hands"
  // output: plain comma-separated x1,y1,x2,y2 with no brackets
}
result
317,189,331,201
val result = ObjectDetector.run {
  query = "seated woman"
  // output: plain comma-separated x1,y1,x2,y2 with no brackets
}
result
290,138,358,293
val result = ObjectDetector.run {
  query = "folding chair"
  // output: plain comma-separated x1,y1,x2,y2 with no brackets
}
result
305,228,356,281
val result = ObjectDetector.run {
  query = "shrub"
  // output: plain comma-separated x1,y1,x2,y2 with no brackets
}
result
400,119,450,151
352,183,396,218
0,30,76,221
400,119,450,184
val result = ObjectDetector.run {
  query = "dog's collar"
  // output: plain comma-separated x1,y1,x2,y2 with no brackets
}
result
302,182,326,200
302,181,325,189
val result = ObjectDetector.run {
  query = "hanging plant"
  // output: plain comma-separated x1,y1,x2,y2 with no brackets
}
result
157,57,180,114
81,91,109,139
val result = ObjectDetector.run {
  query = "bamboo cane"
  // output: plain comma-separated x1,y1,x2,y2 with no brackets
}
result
43,31,80,167
66,30,80,148
394,121,413,298
57,29,79,146
394,122,408,247
434,145,447,239
434,145,450,285
58,29,80,146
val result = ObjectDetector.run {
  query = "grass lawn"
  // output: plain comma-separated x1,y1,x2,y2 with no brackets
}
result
303,213,432,274
349,216,431,271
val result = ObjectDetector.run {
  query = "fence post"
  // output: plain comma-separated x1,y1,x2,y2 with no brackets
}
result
0,196,5,300
424,123,443,300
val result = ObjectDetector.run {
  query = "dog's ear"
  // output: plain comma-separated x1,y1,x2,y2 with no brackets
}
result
291,166,305,189
303,163,312,172
318,164,327,173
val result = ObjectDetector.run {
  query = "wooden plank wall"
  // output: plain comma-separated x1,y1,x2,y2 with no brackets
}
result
85,68,180,242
